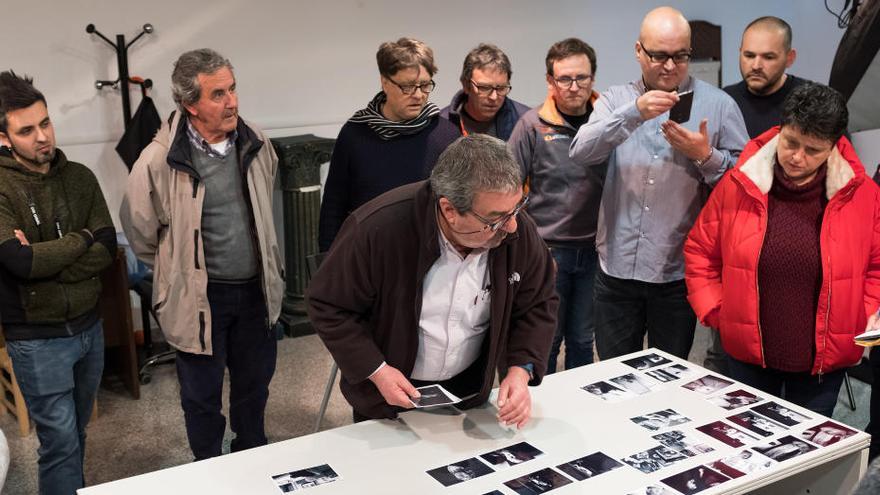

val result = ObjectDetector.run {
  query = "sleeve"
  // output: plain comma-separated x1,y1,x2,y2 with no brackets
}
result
683,176,728,329
507,115,536,186
318,128,353,252
504,215,559,383
569,89,643,166
119,148,165,267
696,99,748,187
307,215,386,383
57,172,117,283
863,186,880,319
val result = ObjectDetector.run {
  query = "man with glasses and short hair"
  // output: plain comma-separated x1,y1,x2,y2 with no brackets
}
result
319,37,459,251
509,37,603,373
308,134,558,428
441,43,529,141
570,7,747,360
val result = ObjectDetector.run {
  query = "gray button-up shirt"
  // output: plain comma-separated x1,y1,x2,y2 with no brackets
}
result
570,76,747,283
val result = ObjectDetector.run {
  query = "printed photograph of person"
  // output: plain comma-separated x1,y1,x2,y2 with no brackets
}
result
410,384,459,408
626,485,677,495
661,465,731,494
728,411,788,437
480,441,545,468
710,450,774,479
426,457,494,487
707,389,762,410
611,373,658,395
682,374,734,394
631,408,691,431
751,401,811,427
800,421,858,447
696,421,760,448
622,353,672,370
582,380,634,402
504,467,573,494
653,430,715,455
556,452,623,481
753,435,818,462
621,445,690,474
272,464,340,492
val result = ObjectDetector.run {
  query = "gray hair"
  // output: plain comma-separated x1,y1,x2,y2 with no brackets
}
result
171,48,233,109
460,43,512,84
430,134,522,212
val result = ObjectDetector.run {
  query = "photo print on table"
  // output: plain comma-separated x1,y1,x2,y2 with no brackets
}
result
696,421,760,448
682,374,734,395
652,430,715,455
582,380,635,402
482,492,504,495
610,373,658,395
626,485,677,495
707,389,762,410
709,450,774,479
728,411,788,437
622,353,672,370
480,441,544,468
753,435,818,462
800,420,859,447
661,465,730,494
621,445,690,474
410,384,461,408
751,401,810,427
271,464,340,493
504,467,573,494
631,408,691,431
426,457,494,487
556,452,623,481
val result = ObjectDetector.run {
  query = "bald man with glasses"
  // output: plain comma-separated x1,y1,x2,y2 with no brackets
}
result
570,7,747,361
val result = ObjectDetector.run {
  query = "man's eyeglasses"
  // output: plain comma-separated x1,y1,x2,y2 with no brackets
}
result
470,80,512,97
552,75,593,89
387,78,436,95
639,43,692,65
468,195,530,233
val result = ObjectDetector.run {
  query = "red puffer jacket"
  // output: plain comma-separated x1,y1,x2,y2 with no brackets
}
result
685,127,880,374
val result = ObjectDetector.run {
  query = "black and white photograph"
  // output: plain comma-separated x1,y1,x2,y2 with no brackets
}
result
622,353,672,370
480,441,544,468
709,450,774,479
410,384,461,408
630,408,691,431
645,368,678,383
610,373,658,395
626,485,677,495
582,380,634,402
482,491,504,495
426,457,494,487
661,465,731,494
653,430,714,456
728,411,788,437
751,401,810,427
272,464,340,493
621,445,690,474
504,467,573,494
556,452,623,481
696,421,760,448
800,421,859,447
682,374,734,395
753,435,818,462
707,389,762,410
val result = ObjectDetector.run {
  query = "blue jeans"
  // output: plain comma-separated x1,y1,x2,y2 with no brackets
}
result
546,246,597,373
6,320,104,495
726,357,844,418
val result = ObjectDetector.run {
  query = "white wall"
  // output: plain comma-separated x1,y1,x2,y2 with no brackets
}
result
1,0,850,228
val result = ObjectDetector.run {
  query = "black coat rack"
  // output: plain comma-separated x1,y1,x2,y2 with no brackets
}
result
86,23,154,130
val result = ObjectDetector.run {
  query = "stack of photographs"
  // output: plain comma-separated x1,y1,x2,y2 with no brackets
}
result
631,408,691,431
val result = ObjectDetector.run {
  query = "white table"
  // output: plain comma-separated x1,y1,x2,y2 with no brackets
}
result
80,349,870,494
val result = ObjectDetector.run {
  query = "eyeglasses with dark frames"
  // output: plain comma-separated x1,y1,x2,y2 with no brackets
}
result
470,79,512,97
467,195,530,233
552,75,594,89
639,42,692,65
387,78,436,95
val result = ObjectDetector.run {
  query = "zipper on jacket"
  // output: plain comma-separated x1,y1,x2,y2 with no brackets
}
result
816,201,838,376
191,177,200,199
754,201,768,368
198,311,206,352
193,230,200,270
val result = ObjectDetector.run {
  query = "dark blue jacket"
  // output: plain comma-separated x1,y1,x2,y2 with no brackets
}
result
440,90,530,141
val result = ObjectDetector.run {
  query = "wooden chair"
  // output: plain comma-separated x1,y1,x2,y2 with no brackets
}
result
0,342,30,436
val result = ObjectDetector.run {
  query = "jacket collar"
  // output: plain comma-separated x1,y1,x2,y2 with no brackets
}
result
736,127,861,200
0,147,68,177
163,110,264,179
537,91,599,129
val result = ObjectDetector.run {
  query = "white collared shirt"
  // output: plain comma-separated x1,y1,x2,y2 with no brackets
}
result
409,231,491,381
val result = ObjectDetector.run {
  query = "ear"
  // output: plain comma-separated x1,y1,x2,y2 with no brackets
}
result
546,73,555,92
786,48,797,68
635,41,642,59
0,132,9,148
182,102,198,118
437,197,460,224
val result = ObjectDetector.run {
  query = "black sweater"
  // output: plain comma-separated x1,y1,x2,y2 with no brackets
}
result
318,117,459,251
723,75,807,139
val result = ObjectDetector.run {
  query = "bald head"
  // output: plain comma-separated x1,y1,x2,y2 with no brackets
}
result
636,6,691,92
640,6,691,41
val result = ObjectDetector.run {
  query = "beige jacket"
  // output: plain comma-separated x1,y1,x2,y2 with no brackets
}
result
120,111,283,355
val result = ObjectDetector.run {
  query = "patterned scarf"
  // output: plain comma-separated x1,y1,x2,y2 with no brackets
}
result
348,92,439,140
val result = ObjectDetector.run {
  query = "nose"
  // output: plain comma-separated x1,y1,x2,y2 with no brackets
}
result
752,57,763,70
487,89,499,101
662,57,677,70
501,215,518,234
227,91,238,108
34,126,48,142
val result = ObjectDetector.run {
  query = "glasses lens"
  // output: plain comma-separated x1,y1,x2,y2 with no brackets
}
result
420,81,436,94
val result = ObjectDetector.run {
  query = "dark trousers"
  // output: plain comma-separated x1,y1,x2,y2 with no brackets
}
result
175,279,277,460
593,270,696,360
868,347,880,460
726,357,844,418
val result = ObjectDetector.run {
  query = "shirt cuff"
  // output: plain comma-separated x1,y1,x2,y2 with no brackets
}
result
516,363,535,380
367,361,387,379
